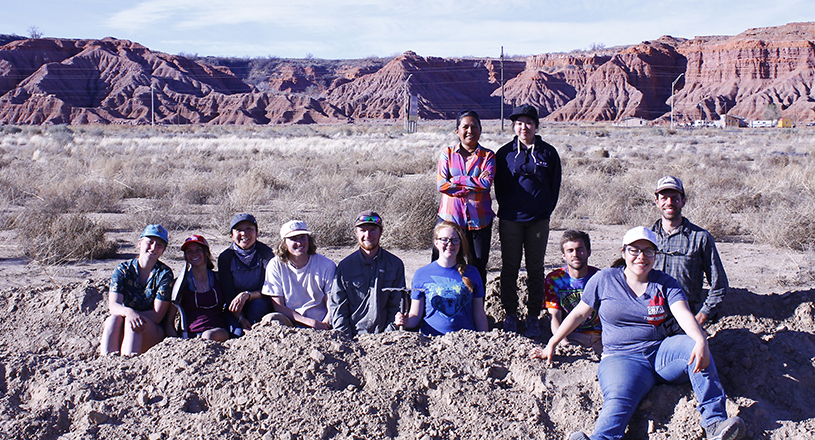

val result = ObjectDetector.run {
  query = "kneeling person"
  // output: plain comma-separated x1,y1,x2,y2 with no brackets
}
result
262,220,336,329
329,211,406,337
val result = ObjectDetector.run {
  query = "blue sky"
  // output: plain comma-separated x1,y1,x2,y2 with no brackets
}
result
2,0,814,59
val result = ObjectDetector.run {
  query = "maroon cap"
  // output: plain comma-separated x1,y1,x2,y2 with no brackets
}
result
181,235,209,251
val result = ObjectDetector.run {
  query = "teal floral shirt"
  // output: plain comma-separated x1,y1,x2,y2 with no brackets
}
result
110,259,174,311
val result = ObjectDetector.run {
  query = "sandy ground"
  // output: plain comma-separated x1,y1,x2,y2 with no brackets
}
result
0,225,814,439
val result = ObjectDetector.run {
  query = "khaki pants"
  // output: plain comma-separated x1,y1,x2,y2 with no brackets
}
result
566,331,603,355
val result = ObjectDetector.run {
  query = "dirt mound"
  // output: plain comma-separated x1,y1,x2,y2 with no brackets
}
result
1,276,813,439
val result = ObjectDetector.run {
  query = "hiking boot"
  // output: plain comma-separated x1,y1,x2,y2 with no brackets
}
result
525,316,541,338
568,431,590,440
503,314,518,333
706,416,745,440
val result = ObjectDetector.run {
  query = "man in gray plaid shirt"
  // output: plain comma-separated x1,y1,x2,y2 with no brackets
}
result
650,176,729,326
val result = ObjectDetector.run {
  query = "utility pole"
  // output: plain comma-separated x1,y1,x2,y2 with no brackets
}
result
151,83,155,126
500,46,505,131
670,73,684,130
404,74,416,133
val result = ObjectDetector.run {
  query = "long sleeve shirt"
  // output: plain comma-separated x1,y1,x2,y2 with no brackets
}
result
436,143,496,230
328,248,406,337
494,135,561,222
651,217,729,318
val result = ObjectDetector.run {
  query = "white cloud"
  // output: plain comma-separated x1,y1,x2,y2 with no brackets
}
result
99,0,815,58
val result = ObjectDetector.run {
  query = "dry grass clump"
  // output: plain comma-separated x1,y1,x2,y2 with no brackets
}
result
2,123,815,265
545,126,815,251
13,209,118,264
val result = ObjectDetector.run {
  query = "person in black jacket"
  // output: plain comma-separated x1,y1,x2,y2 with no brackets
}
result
218,213,275,336
494,104,561,338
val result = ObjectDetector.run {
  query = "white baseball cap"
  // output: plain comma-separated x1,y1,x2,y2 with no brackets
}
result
622,226,659,248
280,220,312,239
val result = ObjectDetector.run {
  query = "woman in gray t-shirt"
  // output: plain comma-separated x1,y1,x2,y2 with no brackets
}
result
531,227,744,440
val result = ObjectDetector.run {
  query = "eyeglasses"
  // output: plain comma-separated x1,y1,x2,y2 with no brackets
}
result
436,237,461,245
625,246,657,258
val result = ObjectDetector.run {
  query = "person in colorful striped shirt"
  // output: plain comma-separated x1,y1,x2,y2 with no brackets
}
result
434,109,496,288
542,230,602,354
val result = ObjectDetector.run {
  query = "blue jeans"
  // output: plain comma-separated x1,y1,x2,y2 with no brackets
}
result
592,335,727,440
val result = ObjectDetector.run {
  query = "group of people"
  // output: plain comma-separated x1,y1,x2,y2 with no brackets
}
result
98,104,743,440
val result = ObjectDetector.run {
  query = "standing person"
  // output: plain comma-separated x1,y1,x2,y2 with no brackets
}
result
262,220,336,329
534,227,744,440
329,211,406,337
434,109,496,288
542,230,602,352
100,225,173,356
172,235,229,342
650,176,729,326
395,221,489,336
218,213,275,336
495,104,562,338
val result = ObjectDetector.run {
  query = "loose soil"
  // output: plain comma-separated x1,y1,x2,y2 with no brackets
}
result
0,225,813,439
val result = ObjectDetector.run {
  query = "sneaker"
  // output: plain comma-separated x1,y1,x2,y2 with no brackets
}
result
504,314,518,333
706,416,745,440
569,432,590,440
525,316,541,338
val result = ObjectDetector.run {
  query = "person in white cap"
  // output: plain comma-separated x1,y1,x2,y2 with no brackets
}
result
261,220,336,329
651,175,729,326
533,226,744,440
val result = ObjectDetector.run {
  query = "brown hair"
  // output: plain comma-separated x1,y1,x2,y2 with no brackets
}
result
183,243,215,271
560,229,591,253
434,221,475,293
275,234,318,264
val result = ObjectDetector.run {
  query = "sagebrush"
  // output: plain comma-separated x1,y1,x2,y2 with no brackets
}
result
1,123,814,263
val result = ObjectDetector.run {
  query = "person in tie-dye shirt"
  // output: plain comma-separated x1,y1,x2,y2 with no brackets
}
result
542,230,602,353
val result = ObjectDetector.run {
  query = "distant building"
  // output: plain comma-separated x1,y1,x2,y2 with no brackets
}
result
617,117,648,127
716,115,745,128
777,117,794,128
749,120,775,128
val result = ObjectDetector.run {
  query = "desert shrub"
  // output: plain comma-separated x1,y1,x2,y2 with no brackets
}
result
15,210,118,264
125,197,208,234
70,181,126,213
303,212,357,247
5,123,815,254
381,175,438,249
45,124,74,147
742,202,815,251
